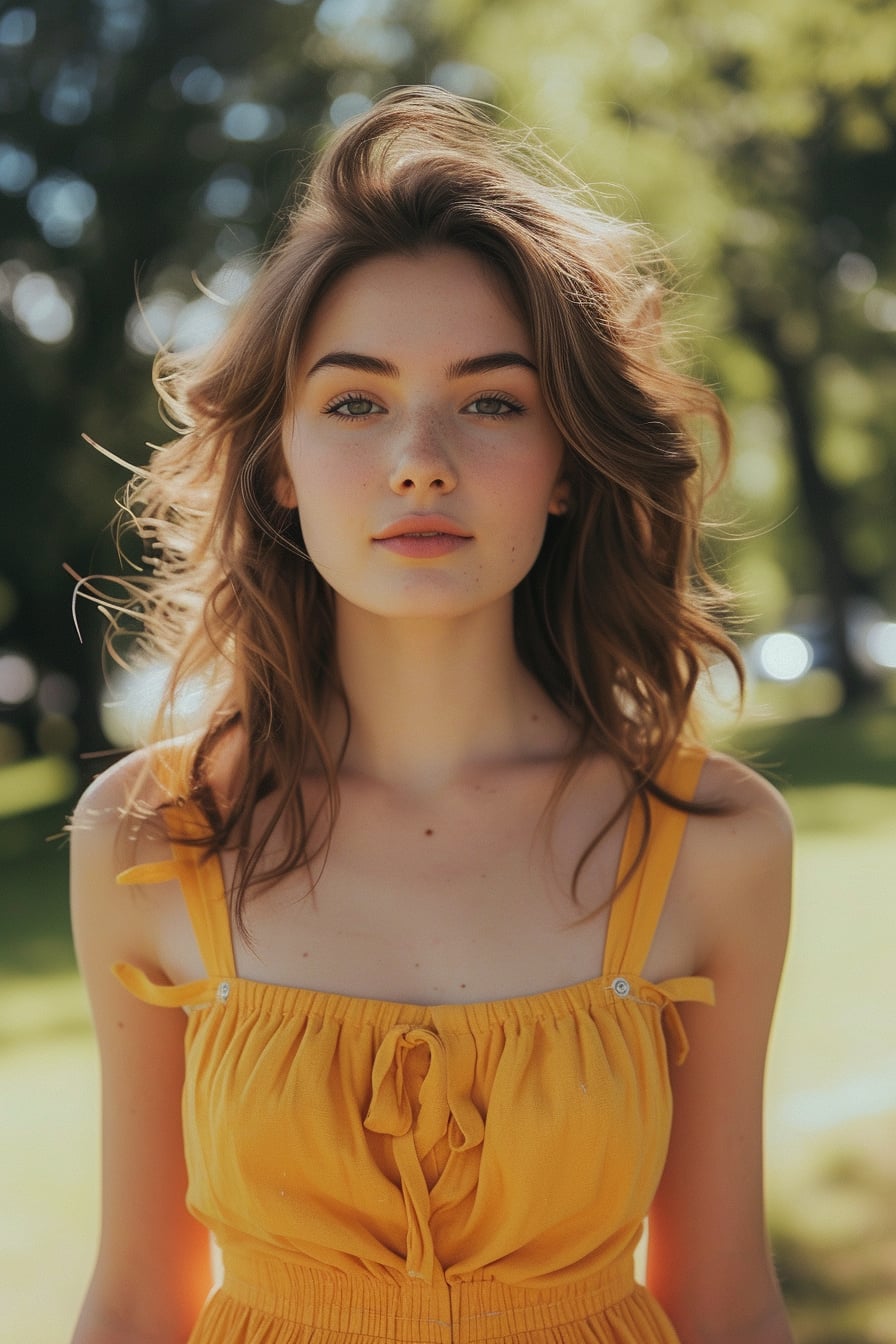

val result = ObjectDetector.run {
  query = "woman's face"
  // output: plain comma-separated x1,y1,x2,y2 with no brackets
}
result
279,246,568,621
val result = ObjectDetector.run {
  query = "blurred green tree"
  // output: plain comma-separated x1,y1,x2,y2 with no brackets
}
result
440,0,896,701
0,0,458,779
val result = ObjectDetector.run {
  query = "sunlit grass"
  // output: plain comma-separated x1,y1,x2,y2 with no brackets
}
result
0,1028,100,1342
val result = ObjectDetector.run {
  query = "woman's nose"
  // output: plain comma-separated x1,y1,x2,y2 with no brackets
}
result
388,416,458,495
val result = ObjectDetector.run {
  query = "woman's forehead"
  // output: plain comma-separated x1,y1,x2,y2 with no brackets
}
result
295,247,533,372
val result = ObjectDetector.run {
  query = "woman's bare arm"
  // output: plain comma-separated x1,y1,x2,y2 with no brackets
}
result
647,755,795,1344
69,758,213,1344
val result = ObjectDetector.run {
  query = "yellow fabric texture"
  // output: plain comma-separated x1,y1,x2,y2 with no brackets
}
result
114,744,714,1343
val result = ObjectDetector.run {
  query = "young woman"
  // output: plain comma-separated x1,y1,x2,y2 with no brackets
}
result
70,87,794,1344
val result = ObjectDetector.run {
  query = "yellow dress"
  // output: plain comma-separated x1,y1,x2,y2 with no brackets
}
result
114,745,713,1343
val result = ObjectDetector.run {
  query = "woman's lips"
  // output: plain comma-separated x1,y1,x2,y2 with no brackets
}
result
372,515,472,558
372,533,471,558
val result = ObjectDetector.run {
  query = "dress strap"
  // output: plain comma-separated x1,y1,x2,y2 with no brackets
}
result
602,744,708,978
116,801,236,980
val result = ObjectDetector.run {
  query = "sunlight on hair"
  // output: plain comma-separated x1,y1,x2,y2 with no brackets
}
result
100,662,219,748
692,658,744,733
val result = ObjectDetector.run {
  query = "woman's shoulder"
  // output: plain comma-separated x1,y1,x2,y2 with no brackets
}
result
72,729,223,826
69,742,195,986
695,747,794,839
679,748,794,963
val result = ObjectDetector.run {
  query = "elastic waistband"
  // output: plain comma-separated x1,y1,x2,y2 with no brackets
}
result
220,1257,636,1343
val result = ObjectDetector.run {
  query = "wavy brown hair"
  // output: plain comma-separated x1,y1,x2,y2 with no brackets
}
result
102,85,743,926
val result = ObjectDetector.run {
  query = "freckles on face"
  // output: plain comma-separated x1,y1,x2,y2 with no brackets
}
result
279,247,568,618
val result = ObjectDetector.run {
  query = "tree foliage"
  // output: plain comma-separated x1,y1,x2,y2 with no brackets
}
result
439,0,896,696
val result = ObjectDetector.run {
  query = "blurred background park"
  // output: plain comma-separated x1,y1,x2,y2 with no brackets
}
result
0,0,894,1338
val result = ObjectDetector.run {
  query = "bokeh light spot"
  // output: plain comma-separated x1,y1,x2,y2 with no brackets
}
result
40,60,98,126
27,172,97,246
0,141,37,195
221,101,284,142
124,290,185,354
864,289,896,332
37,671,79,716
329,92,372,126
172,296,229,351
629,32,670,69
11,272,76,344
203,168,252,219
172,58,225,105
0,7,36,48
837,252,877,294
214,223,258,261
755,632,814,682
430,62,496,99
315,0,390,32
865,622,896,670
95,0,149,54
0,652,38,704
207,262,256,303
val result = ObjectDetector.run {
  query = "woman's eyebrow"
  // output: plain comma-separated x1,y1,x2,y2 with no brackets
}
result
305,351,398,379
304,351,538,379
446,352,538,379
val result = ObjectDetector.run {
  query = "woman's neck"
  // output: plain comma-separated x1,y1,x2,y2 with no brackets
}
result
329,600,571,795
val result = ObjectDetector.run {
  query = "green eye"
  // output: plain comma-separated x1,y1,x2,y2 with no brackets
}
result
330,397,377,417
466,394,524,418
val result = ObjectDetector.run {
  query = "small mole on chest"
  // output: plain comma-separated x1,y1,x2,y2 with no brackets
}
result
424,828,434,836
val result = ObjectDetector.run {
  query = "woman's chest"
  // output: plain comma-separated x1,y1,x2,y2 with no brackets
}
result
230,773,627,1003
159,761,700,1003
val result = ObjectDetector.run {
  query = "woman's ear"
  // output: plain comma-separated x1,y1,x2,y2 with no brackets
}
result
548,479,571,516
274,474,298,510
